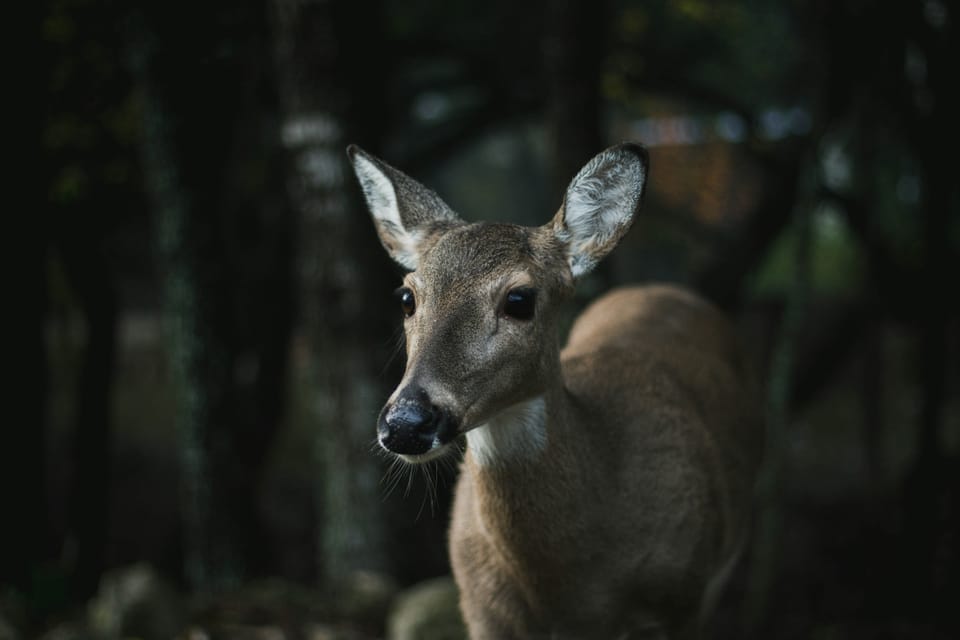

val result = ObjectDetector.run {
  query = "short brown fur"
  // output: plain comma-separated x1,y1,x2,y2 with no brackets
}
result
450,285,762,638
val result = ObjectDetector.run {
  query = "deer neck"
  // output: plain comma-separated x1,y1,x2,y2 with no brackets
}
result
464,348,572,470
465,394,549,468
463,378,583,515
461,381,587,602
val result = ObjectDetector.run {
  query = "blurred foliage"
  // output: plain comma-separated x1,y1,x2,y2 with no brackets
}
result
43,0,141,204
751,206,867,297
609,0,805,111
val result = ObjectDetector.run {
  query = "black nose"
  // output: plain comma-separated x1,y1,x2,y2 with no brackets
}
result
378,389,455,455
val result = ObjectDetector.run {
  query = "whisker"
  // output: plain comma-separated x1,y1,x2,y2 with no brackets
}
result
381,456,409,501
380,327,406,377
439,450,460,487
402,460,416,499
415,463,433,521
380,461,397,494
427,463,438,517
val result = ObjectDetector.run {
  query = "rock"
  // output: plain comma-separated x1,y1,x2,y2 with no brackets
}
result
0,615,19,640
333,570,398,627
0,587,27,640
37,622,86,640
387,577,466,640
87,563,186,640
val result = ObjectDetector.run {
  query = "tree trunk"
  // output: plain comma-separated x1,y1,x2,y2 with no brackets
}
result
899,2,958,626
4,0,51,590
543,0,610,290
543,0,607,193
742,167,815,635
271,0,394,583
62,231,118,598
130,1,287,591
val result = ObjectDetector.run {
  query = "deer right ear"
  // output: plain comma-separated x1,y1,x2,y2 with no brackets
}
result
550,143,649,279
347,145,462,270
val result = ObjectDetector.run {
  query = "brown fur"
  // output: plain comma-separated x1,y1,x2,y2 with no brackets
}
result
450,285,762,639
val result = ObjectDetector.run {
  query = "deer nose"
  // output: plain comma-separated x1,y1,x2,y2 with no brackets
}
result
378,389,454,456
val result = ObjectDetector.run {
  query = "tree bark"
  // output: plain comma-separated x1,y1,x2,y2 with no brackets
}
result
62,233,118,598
4,0,51,591
130,1,287,591
543,0,610,289
271,0,394,583
543,0,607,194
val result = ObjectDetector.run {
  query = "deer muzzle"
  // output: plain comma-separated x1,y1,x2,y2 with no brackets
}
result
378,387,458,457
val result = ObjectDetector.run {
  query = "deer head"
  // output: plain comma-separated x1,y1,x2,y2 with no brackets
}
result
347,144,648,462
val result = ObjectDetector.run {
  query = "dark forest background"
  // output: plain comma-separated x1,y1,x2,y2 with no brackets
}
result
5,0,959,638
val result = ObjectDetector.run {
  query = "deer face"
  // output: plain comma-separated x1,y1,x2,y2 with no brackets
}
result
347,143,647,462
379,222,569,460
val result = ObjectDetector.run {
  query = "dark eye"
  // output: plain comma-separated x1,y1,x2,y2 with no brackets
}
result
395,287,416,317
503,288,536,320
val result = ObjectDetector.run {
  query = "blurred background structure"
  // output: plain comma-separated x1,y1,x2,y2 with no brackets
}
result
5,0,959,638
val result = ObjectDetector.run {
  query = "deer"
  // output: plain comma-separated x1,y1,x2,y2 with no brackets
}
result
347,142,764,639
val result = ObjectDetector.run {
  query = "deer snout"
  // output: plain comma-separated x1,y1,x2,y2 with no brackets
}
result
378,388,458,458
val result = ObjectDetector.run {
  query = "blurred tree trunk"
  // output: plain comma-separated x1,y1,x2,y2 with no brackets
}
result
134,45,236,591
271,0,395,583
742,166,814,635
130,1,288,591
3,0,52,596
543,0,610,288
543,0,607,192
60,226,118,599
3,239,50,589
901,3,958,621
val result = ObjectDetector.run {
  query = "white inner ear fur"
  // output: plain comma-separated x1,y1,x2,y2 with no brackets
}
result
561,153,646,278
352,154,419,270
466,395,547,468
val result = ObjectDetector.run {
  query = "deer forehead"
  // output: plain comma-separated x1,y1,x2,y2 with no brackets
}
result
413,222,568,292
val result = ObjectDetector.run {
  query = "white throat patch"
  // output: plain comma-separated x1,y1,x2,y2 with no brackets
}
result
466,395,547,468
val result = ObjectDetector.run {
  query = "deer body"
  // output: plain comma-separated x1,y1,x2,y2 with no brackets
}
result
348,144,763,639
452,285,759,638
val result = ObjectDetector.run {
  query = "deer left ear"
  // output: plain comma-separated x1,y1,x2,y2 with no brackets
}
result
549,143,649,278
347,145,463,271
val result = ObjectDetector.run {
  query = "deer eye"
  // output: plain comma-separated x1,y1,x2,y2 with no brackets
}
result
395,287,416,317
503,288,536,321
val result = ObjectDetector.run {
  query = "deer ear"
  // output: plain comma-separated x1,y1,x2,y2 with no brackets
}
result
550,143,649,278
347,145,462,270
